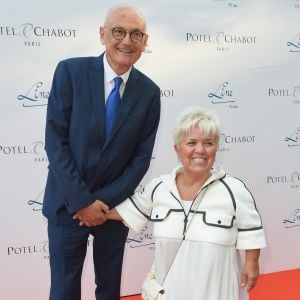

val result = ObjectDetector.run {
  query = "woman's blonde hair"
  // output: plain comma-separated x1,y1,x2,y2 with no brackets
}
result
173,106,220,145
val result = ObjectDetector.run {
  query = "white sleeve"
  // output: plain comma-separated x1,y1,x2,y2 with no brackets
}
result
229,178,267,249
116,178,160,233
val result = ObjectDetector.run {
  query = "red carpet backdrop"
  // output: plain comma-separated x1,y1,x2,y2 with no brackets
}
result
0,0,299,299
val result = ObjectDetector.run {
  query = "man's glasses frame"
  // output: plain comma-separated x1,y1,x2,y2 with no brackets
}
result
106,27,147,43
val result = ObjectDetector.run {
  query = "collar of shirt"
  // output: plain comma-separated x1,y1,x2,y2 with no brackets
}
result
103,53,131,101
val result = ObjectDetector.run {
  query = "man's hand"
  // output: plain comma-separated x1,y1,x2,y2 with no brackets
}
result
73,200,109,227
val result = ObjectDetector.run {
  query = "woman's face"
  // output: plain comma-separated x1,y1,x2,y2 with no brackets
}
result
175,126,218,177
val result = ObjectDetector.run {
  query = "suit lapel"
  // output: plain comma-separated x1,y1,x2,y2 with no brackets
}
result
88,55,106,145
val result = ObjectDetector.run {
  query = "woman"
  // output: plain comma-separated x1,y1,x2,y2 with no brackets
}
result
108,106,266,299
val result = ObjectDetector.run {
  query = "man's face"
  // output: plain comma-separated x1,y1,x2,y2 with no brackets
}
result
100,7,148,75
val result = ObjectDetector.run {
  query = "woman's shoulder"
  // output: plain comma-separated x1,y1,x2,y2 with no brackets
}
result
143,168,176,196
222,174,248,188
145,177,163,189
220,175,254,202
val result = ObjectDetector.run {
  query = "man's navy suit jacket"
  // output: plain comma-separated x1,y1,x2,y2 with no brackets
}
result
43,53,161,225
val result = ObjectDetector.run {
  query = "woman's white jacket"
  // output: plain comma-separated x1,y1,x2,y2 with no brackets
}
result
116,165,266,249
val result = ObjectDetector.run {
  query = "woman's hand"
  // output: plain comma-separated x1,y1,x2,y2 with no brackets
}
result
241,249,260,291
105,208,123,221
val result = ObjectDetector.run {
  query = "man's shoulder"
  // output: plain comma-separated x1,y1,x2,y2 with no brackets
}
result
59,55,101,68
132,67,159,90
53,55,104,78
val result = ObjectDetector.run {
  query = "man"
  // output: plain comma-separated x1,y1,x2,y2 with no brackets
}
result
43,4,160,300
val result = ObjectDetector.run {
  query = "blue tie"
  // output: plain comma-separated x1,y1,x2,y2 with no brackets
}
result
105,77,123,139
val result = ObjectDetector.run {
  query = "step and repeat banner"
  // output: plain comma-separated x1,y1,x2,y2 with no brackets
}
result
1,0,299,298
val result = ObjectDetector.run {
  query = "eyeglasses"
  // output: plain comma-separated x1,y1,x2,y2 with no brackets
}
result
108,27,146,43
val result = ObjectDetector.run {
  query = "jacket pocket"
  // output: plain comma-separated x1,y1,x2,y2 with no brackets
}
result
202,212,235,228
151,207,186,239
150,207,183,222
186,212,237,245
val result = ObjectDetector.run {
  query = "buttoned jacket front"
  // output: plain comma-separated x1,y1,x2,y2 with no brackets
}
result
43,53,161,225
